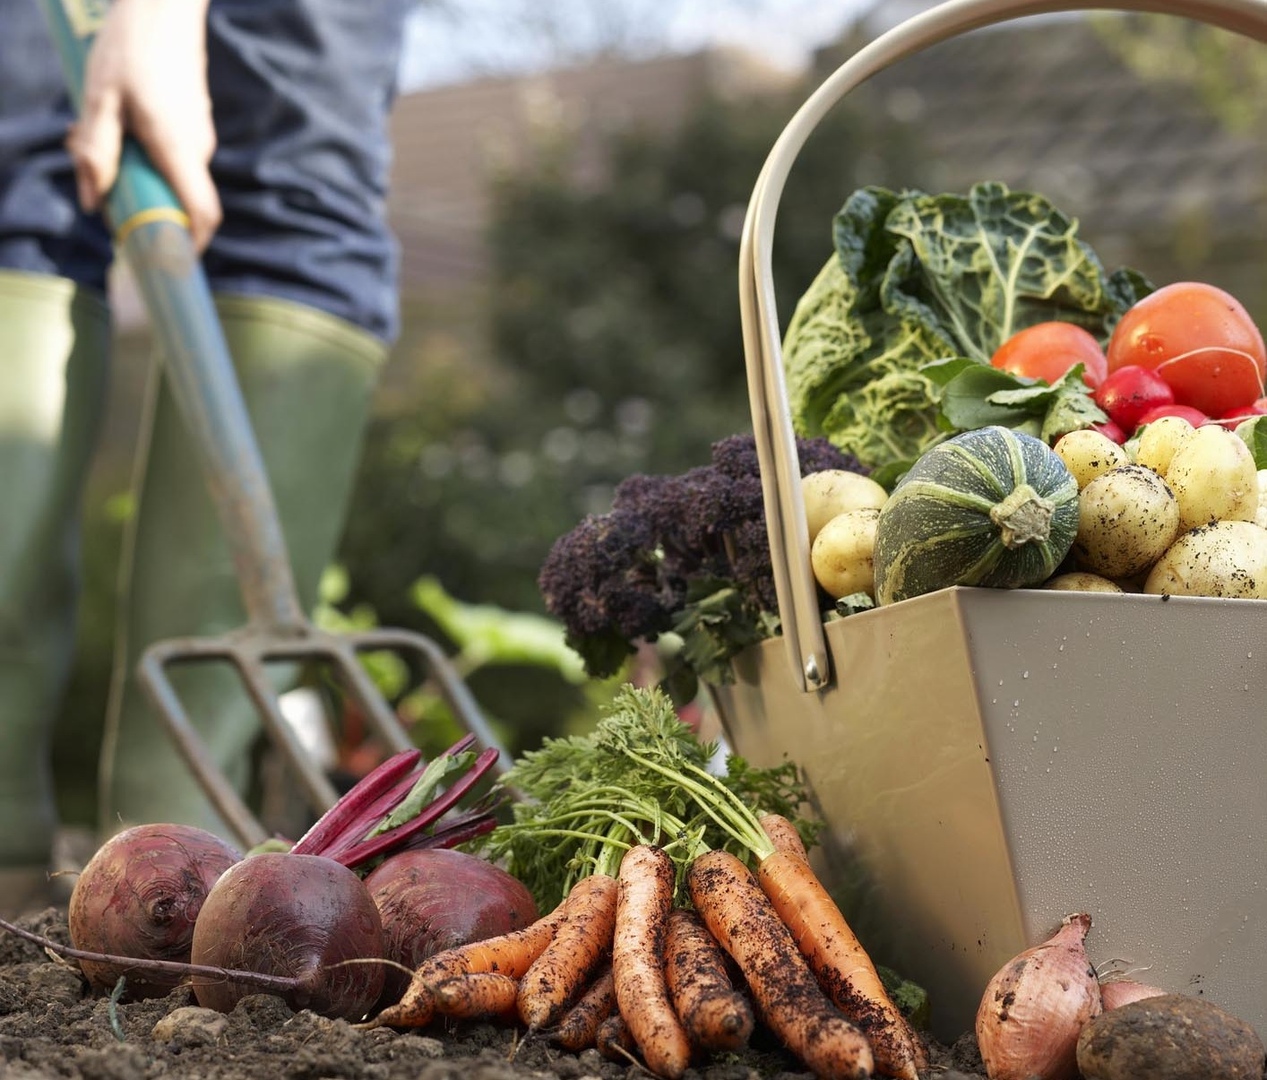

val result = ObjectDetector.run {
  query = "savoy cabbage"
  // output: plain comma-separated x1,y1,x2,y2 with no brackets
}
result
782,181,1151,472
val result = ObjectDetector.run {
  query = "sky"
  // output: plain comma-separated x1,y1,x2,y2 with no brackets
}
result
399,0,873,92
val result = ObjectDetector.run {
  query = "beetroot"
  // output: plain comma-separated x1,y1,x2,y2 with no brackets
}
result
365,848,538,1003
68,823,239,999
190,852,385,1019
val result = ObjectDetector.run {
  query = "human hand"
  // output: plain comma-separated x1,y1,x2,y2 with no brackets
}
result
67,0,221,251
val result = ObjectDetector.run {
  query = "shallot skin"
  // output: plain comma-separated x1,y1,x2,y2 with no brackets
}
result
975,912,1102,1080
1098,978,1167,1009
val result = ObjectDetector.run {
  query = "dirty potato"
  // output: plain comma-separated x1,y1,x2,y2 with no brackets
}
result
1042,572,1123,593
1053,429,1128,489
1073,464,1180,580
1076,993,1265,1080
810,507,880,599
802,470,888,544
1144,519,1267,598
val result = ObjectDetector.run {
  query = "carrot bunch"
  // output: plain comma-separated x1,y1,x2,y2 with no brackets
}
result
364,687,928,1080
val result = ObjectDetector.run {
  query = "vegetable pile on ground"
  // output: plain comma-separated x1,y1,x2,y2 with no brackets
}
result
971,911,1265,1080
364,685,929,1080
1,736,525,1022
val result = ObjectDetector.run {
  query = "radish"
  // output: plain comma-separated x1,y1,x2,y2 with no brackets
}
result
365,847,539,1003
67,823,239,999
1094,364,1175,435
190,852,385,1018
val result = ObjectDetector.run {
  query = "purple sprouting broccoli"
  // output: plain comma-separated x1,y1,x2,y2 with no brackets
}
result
538,432,865,695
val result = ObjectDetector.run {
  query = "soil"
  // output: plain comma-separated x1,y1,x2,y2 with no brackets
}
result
0,906,991,1080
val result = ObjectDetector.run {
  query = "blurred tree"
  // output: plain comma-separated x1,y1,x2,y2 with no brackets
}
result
1092,14,1267,136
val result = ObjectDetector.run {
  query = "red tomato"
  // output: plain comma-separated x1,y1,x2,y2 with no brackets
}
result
1106,281,1267,417
1135,404,1210,428
991,322,1108,389
1093,365,1174,434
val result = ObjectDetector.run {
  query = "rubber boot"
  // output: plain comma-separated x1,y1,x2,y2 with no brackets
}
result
98,293,386,842
0,270,110,911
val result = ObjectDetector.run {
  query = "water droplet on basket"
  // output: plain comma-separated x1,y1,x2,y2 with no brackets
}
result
1022,670,1030,678
1014,700,1020,708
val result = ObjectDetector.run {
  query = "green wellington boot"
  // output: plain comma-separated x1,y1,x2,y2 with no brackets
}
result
97,293,387,841
0,270,110,912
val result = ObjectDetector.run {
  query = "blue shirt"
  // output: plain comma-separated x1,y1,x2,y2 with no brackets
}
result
0,0,412,342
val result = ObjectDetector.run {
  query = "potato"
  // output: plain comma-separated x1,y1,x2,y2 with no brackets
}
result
810,508,880,599
1134,415,1195,476
1042,571,1123,593
1144,519,1267,598
1164,424,1258,531
801,470,888,544
1077,993,1264,1080
1256,469,1267,530
1073,465,1181,579
1053,429,1128,489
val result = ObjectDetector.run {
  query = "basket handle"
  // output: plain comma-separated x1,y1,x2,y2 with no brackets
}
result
740,0,1267,694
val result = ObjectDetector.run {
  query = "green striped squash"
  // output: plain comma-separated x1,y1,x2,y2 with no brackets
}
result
873,426,1079,606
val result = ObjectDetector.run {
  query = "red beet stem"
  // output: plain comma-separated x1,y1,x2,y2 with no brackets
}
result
336,747,501,869
290,748,422,857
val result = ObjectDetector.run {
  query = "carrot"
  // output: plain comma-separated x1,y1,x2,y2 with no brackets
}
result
595,1010,637,1062
432,973,519,1019
517,872,619,1029
759,812,809,861
551,965,617,1051
612,845,691,1080
687,849,873,1080
663,908,753,1053
370,899,569,1028
757,850,926,1080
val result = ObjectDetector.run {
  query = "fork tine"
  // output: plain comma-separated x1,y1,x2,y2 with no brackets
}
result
233,648,342,815
348,627,515,775
138,641,270,850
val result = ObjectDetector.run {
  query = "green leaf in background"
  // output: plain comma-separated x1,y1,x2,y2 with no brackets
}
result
410,575,588,683
1235,415,1267,469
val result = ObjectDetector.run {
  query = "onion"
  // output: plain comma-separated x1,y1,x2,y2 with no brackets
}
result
975,912,1102,1080
1099,977,1168,1009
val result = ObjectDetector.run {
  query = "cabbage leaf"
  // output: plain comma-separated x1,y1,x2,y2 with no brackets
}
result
783,181,1150,471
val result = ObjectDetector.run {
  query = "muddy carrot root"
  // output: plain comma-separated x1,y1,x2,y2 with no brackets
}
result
664,908,754,1053
596,1011,638,1062
518,872,619,1029
613,845,692,1080
432,973,520,1019
758,812,809,861
551,965,617,1051
757,850,925,1080
688,849,874,1080
370,900,569,1028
